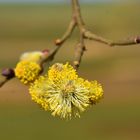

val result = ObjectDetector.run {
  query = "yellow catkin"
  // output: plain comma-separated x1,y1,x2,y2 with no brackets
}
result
29,63,103,119
20,51,45,64
84,80,103,104
15,61,41,84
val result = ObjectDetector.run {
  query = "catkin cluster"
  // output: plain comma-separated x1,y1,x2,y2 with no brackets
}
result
29,63,103,119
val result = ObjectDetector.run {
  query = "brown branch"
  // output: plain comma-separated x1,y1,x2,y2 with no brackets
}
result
41,0,85,68
72,0,86,69
72,0,85,29
71,0,140,69
84,30,140,46
84,30,113,45
55,19,76,46
0,77,9,87
0,77,14,88
43,0,140,69
41,1,77,64
73,37,86,70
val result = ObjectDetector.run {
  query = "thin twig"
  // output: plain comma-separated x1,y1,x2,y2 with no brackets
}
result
71,0,140,69
84,30,140,46
73,36,86,70
0,77,8,87
55,19,76,46
84,30,113,45
72,0,86,69
72,0,85,30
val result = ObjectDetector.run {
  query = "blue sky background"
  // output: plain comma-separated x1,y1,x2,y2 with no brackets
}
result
0,0,128,3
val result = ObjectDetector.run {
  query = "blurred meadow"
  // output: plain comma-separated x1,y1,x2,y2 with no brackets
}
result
0,2,140,140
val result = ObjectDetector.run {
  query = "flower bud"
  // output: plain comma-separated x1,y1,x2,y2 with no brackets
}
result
2,68,15,79
20,51,45,64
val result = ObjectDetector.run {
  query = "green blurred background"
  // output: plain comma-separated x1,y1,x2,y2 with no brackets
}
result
0,1,140,140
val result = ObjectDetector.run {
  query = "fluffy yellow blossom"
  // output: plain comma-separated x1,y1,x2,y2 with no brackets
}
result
15,61,41,84
20,51,46,64
84,80,103,104
29,76,50,110
29,63,103,119
48,63,78,83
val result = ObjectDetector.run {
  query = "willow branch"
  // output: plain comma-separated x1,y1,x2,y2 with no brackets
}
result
41,2,77,64
72,0,85,29
55,19,76,46
71,0,140,69
73,36,86,70
84,30,113,45
0,1,76,88
41,0,83,66
84,30,140,46
71,0,86,69
0,77,9,87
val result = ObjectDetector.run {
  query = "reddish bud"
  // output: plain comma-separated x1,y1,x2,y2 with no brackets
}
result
2,68,15,79
42,49,50,55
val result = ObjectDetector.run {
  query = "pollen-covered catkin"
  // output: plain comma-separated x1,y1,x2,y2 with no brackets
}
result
15,61,41,84
29,63,103,119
